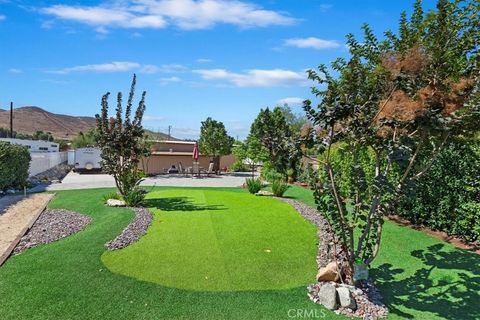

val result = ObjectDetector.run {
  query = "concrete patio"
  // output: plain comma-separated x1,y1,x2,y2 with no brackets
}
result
30,171,257,192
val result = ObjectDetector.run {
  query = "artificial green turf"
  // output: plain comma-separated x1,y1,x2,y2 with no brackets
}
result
102,189,318,291
0,188,340,320
0,186,477,320
284,186,480,320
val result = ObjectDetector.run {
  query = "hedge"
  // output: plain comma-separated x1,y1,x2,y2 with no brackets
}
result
396,138,480,242
322,139,480,243
0,142,31,191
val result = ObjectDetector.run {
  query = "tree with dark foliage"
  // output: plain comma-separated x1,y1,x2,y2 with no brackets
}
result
95,75,150,206
250,107,300,175
303,0,479,283
198,117,234,173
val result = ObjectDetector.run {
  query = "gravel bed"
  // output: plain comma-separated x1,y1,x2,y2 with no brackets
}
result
14,209,92,254
105,207,153,250
278,198,389,319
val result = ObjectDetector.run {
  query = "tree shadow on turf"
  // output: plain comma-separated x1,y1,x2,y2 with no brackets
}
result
372,243,479,319
145,197,226,212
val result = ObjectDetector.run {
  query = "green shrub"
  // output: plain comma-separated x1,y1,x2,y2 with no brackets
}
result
245,178,262,194
123,188,147,207
0,142,30,191
272,180,288,197
261,166,285,183
230,161,248,172
395,138,480,242
286,168,295,183
102,191,122,203
324,139,480,243
296,164,314,183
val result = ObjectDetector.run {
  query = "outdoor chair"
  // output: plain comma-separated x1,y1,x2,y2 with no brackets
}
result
178,162,186,176
192,162,200,178
205,162,214,177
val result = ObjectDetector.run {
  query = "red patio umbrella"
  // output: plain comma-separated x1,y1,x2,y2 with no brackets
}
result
192,142,199,161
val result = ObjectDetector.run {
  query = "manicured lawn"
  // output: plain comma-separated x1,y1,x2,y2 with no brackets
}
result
0,188,340,320
284,186,480,320
102,188,318,291
0,186,477,319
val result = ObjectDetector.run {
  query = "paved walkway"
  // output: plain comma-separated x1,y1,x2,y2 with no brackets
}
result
0,193,54,265
31,172,256,192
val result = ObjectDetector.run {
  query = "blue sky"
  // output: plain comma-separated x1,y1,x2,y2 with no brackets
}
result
0,0,437,139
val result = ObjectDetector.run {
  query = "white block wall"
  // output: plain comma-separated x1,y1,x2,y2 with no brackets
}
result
29,152,68,177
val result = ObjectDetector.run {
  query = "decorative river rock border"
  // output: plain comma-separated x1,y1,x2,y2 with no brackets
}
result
105,207,153,250
277,198,389,319
14,209,92,254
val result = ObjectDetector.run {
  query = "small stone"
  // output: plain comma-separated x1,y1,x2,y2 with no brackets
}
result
337,287,357,310
316,261,341,282
255,190,274,196
318,283,338,310
353,288,364,296
107,199,126,207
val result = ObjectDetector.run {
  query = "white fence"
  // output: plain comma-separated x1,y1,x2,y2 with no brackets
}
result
29,152,68,177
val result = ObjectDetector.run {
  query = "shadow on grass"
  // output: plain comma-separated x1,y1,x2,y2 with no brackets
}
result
372,243,479,319
145,197,226,212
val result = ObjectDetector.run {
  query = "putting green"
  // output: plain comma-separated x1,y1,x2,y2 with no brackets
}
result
101,188,318,291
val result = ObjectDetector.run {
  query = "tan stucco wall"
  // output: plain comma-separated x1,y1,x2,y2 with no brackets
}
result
219,154,236,170
140,154,236,174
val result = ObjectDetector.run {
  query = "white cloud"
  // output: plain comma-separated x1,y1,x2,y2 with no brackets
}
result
196,58,212,63
131,32,143,38
8,68,23,74
159,76,181,85
0,15,6,21
139,64,161,74
46,62,187,75
319,4,333,12
159,64,188,73
42,5,166,30
95,26,109,34
41,1,295,31
193,68,307,87
143,115,166,122
47,61,141,74
40,79,70,85
284,37,340,50
277,97,305,106
41,21,54,29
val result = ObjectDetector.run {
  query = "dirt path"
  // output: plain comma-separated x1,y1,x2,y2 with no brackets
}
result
0,193,54,265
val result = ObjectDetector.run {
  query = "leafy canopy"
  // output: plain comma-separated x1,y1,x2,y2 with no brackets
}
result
303,0,479,281
95,74,150,205
198,117,234,157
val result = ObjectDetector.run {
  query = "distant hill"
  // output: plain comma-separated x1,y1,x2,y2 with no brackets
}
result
0,106,174,141
145,129,177,141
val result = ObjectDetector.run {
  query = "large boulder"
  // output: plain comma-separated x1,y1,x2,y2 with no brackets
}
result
318,283,338,310
336,286,357,310
316,261,341,282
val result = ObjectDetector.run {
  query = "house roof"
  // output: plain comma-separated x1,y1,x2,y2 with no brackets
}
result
151,151,202,156
148,140,196,145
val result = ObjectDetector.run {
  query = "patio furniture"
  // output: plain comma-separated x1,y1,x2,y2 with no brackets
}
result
167,165,179,174
178,162,186,176
205,162,214,177
192,162,200,178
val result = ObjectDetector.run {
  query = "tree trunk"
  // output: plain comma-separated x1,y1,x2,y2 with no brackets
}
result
213,156,221,174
